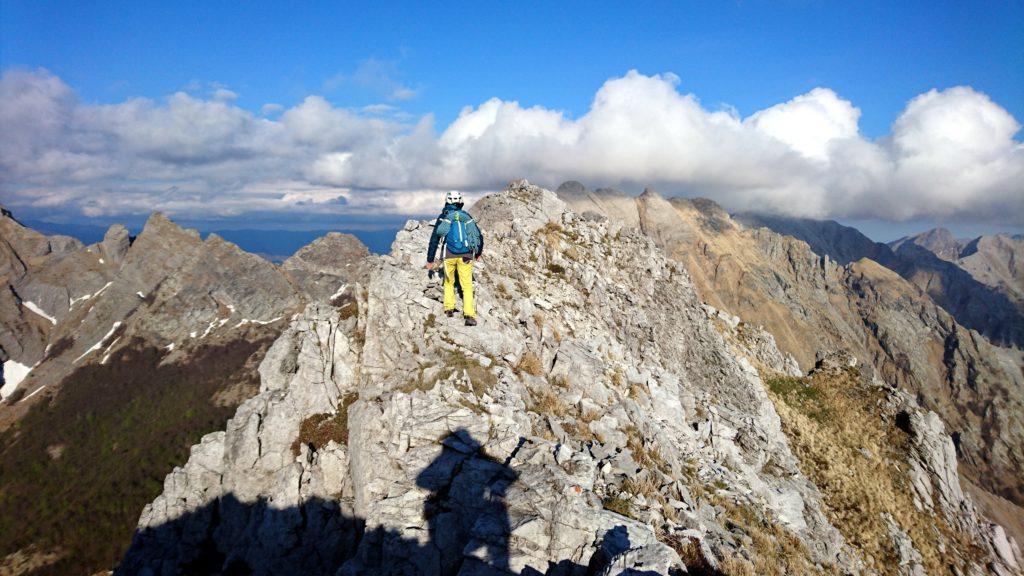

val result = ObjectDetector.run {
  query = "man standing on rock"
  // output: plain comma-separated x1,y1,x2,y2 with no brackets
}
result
425,191,484,326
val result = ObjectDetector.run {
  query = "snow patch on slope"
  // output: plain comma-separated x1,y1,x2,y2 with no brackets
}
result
74,322,123,363
101,337,122,364
1,360,33,398
330,283,348,300
23,301,57,324
234,316,282,328
69,281,114,309
199,317,230,339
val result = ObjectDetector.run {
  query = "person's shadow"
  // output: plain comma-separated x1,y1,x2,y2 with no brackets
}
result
118,427,660,575
415,428,517,575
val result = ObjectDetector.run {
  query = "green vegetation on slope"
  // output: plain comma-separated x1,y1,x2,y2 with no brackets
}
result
0,336,273,575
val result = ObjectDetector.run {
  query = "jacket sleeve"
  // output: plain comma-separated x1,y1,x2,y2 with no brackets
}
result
426,218,441,263
475,216,484,257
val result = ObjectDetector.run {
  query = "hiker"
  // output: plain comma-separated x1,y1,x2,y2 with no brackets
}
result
425,191,484,326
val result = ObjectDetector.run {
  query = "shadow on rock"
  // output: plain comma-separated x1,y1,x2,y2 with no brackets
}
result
118,428,658,576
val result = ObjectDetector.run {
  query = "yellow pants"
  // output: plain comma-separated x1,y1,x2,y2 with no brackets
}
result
443,257,475,318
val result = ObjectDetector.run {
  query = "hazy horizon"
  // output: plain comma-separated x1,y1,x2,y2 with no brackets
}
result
12,188,1023,258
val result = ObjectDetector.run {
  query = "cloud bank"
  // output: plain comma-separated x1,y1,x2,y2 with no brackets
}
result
1,68,1021,224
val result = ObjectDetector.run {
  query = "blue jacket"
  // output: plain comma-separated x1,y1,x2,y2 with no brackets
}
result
426,203,484,263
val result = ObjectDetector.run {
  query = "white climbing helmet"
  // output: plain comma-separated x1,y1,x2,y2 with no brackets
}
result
445,190,463,205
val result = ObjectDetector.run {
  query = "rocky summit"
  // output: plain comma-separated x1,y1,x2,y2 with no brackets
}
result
114,181,1021,575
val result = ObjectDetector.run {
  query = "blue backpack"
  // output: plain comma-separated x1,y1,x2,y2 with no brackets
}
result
435,209,481,255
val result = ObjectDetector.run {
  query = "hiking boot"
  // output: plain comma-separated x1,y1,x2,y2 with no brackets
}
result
464,316,478,327
445,310,455,318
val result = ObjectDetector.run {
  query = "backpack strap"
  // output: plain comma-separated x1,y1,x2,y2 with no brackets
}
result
440,212,448,261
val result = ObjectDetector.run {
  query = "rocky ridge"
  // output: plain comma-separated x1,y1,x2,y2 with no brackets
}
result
0,209,370,574
738,215,1024,349
1,212,306,415
557,183,1024,513
122,181,1020,575
890,227,1024,316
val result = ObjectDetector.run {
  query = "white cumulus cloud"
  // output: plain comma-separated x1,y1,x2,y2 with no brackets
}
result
0,68,1021,225
745,87,861,161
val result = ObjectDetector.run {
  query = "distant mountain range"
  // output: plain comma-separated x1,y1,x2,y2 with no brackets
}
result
558,181,1024,515
21,219,401,260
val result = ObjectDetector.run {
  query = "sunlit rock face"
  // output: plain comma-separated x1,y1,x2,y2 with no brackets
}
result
120,181,1021,576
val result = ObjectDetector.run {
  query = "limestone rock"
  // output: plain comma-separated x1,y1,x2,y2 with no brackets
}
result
116,181,1021,576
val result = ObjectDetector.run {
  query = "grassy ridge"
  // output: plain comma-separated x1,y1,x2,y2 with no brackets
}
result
0,337,272,575
765,367,985,574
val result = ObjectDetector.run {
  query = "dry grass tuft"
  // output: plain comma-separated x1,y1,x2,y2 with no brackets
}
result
562,419,595,442
291,392,358,455
661,501,679,524
537,221,563,248
532,312,545,330
716,554,756,576
407,350,499,398
715,499,820,575
401,370,441,394
530,388,568,417
546,262,567,276
662,535,722,575
624,425,668,473
610,368,625,388
628,382,647,400
331,291,359,320
621,475,662,502
449,351,499,398
516,351,544,376
602,495,632,518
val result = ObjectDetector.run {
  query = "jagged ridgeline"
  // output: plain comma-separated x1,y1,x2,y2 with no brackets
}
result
0,207,367,575
558,183,1024,515
2,183,1022,575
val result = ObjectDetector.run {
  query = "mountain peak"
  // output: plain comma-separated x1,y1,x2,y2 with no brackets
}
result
639,186,663,200
890,226,962,261
140,212,199,241
555,180,588,196
282,232,371,300
920,226,955,240
98,224,131,266
687,197,728,218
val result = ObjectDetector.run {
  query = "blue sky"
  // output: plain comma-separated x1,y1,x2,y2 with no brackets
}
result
1,1,1022,238
4,1,1021,136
